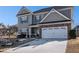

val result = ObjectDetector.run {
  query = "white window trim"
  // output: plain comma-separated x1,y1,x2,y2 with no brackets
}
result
40,8,71,23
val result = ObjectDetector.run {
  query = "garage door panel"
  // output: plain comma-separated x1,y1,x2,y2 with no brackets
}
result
42,26,68,39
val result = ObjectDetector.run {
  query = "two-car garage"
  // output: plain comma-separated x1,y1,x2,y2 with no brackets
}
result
42,26,68,39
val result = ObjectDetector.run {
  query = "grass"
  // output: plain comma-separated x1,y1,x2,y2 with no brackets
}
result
66,37,79,53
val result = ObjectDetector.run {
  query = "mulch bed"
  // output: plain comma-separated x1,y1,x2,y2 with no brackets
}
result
66,38,79,53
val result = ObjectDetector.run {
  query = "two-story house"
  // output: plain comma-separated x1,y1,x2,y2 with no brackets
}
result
16,6,73,39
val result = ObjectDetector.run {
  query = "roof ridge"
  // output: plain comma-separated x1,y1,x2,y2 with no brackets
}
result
33,6,71,13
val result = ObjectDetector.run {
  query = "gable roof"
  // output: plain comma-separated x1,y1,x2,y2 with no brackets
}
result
40,8,71,23
17,6,32,16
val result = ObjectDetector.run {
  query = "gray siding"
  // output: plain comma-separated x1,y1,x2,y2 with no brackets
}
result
42,12,67,23
59,9,71,19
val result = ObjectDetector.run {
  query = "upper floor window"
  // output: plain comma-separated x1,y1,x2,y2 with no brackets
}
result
18,16,28,24
36,15,40,20
22,16,27,21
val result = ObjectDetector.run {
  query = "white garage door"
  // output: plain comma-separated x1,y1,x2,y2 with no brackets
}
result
42,26,68,39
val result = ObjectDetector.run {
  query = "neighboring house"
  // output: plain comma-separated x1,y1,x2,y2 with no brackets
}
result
74,25,79,37
16,6,73,39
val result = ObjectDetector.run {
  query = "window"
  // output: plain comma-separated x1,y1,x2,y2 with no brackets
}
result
36,15,40,23
22,16,27,21
36,15,40,20
19,16,28,24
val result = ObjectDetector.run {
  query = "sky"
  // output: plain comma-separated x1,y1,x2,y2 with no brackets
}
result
0,6,78,27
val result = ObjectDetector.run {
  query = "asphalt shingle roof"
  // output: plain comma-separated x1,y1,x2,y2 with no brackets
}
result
33,6,71,13
17,6,72,19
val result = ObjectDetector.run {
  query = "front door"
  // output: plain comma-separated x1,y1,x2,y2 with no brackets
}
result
31,28,40,38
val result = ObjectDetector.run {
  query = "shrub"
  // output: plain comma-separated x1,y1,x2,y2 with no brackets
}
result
17,33,26,38
69,30,76,39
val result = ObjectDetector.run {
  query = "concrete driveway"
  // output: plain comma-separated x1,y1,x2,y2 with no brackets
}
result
4,39,67,53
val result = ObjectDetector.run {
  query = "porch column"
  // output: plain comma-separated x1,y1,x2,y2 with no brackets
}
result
29,28,31,38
